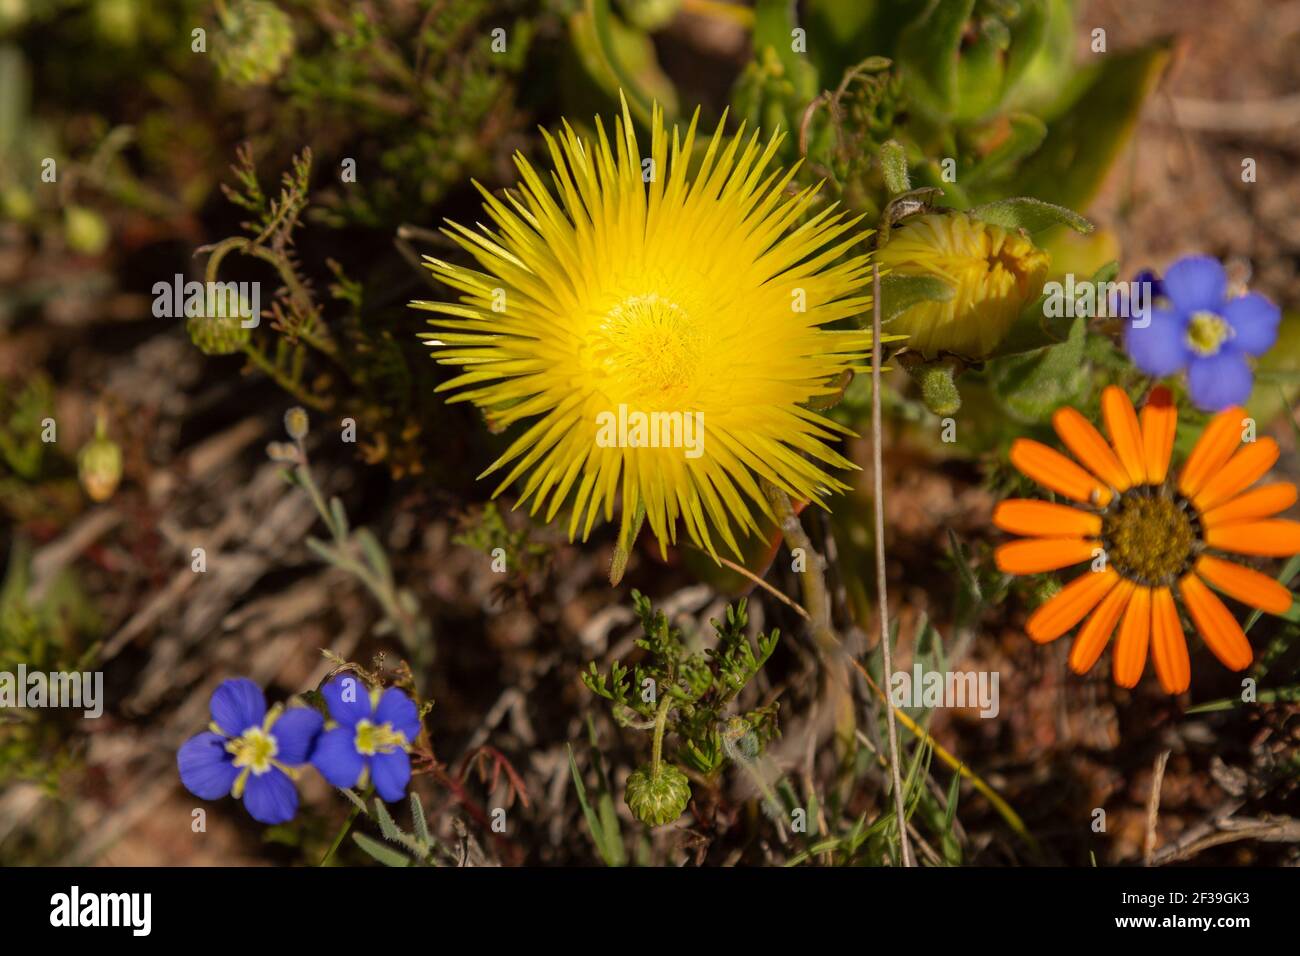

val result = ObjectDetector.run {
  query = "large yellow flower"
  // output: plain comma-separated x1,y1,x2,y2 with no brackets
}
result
412,100,876,558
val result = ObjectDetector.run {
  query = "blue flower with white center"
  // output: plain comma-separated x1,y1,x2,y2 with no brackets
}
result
311,675,420,802
1125,255,1280,411
177,678,323,825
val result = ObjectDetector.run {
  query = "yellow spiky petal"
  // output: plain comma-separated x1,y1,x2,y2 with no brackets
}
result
411,98,878,559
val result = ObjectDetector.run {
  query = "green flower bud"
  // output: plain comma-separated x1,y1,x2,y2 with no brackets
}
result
78,428,122,502
213,0,295,88
64,206,110,256
625,763,691,827
186,309,251,356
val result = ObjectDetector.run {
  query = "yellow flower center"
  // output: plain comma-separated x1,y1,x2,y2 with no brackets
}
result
227,726,277,775
353,719,408,756
592,293,702,406
1103,491,1197,584
1185,310,1232,356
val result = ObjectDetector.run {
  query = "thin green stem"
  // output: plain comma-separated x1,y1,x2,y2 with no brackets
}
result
293,447,428,674
871,260,913,867
243,346,331,411
320,788,370,866
649,693,672,777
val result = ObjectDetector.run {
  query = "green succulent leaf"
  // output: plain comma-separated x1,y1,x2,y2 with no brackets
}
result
964,113,1048,190
896,0,973,116
1013,39,1172,210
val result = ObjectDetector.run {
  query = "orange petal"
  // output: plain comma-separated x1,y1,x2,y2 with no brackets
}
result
1139,386,1177,485
992,500,1102,538
1204,520,1300,557
1194,555,1293,616
1179,573,1253,672
1202,483,1298,528
1192,437,1279,512
1101,386,1147,487
1009,439,1112,506
1026,568,1118,643
1068,578,1134,675
1052,407,1131,491
1150,586,1190,694
1178,404,1248,497
1113,586,1151,688
995,538,1099,575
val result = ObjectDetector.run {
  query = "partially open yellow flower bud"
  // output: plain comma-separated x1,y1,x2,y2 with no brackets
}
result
878,213,1050,359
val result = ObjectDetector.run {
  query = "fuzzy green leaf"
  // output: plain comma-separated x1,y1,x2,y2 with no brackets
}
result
968,197,1093,236
352,832,411,867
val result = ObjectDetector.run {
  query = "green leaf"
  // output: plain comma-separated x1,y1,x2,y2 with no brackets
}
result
1014,40,1172,210
987,314,1090,422
896,0,974,116
305,536,341,567
968,197,1093,236
568,741,626,867
373,798,402,842
1186,684,1300,715
337,788,369,815
802,0,927,83
965,113,1048,189
356,528,392,585
352,832,411,867
942,770,961,833
410,793,430,846
947,528,983,604
877,274,953,324
754,0,819,102
879,139,911,196
328,496,349,538
574,0,679,125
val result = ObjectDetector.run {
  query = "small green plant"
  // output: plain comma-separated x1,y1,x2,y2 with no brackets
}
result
0,542,101,793
339,791,448,868
582,591,780,827
452,502,549,576
268,408,432,681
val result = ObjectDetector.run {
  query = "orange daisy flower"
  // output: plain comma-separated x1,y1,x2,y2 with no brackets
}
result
993,385,1300,694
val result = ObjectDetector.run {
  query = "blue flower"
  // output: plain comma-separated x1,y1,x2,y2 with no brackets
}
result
177,678,323,825
1125,255,1280,411
311,675,420,802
